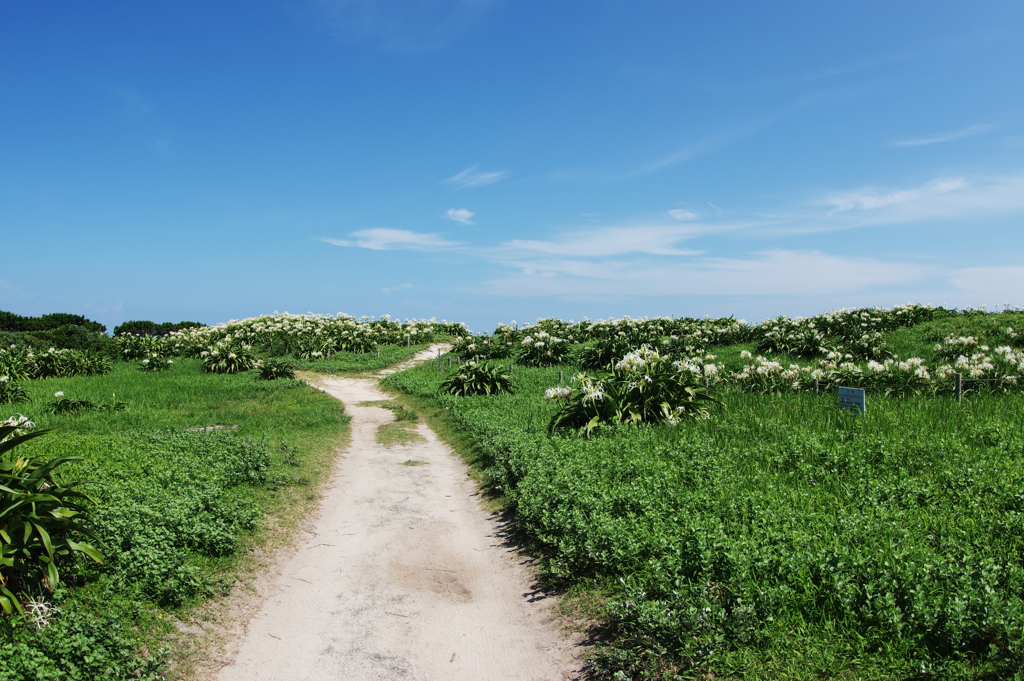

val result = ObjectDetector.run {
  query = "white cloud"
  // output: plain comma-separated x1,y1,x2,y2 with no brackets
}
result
319,229,461,251
382,283,414,293
504,224,705,257
486,250,930,297
792,174,1024,232
443,166,509,189
825,177,969,212
948,266,1024,298
668,209,699,221
445,208,475,224
890,123,993,148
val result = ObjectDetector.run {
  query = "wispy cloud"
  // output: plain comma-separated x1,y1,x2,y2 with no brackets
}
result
504,224,706,257
948,265,1024,298
825,177,969,212
442,166,509,189
668,209,699,221
798,174,1024,231
308,0,496,52
890,124,994,148
486,250,930,298
627,90,837,177
445,208,475,225
319,228,461,251
382,283,414,293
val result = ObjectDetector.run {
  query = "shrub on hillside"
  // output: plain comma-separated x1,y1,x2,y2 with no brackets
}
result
34,348,111,378
0,311,105,334
517,331,570,367
257,359,295,381
113,320,205,337
441,362,513,396
548,346,718,435
200,344,257,374
116,333,162,360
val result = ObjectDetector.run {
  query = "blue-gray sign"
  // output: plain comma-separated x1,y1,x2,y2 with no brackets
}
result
838,387,866,414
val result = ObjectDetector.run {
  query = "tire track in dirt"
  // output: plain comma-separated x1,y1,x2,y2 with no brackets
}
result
216,345,582,680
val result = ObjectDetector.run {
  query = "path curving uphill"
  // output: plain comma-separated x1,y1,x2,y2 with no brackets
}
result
216,345,581,681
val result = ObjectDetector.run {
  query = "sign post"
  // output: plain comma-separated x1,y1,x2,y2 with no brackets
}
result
838,387,866,414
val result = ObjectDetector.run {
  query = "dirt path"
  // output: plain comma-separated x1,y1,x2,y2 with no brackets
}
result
216,345,581,680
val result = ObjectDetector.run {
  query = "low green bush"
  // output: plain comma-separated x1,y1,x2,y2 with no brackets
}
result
200,344,257,374
440,361,513,396
34,349,111,379
0,418,103,615
548,346,718,435
257,358,295,381
137,354,173,372
0,378,28,405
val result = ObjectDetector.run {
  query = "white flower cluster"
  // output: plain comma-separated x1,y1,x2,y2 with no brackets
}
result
164,312,465,357
544,386,573,401
1,413,35,442
615,346,658,373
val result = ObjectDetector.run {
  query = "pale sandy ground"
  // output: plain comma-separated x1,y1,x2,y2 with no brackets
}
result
215,346,583,681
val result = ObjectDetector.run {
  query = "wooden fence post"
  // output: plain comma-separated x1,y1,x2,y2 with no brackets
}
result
954,372,963,403
813,378,820,395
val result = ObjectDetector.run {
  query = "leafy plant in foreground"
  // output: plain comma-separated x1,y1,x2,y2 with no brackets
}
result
548,346,718,435
441,361,514,396
115,333,162,360
0,377,28,405
0,416,104,615
137,353,174,372
258,358,295,380
47,393,127,415
200,343,257,374
34,348,111,378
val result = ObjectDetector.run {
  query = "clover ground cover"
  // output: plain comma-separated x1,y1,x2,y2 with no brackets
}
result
1,358,348,680
385,336,1024,679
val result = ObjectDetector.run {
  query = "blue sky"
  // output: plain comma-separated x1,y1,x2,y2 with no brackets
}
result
3,1,1023,332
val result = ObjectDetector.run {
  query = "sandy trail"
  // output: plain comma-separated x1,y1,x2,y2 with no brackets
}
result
217,345,580,681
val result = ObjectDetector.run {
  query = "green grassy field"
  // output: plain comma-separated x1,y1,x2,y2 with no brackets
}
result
1,359,349,680
4,307,1024,679
384,349,1024,679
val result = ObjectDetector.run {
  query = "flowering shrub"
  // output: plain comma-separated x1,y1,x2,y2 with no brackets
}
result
34,348,110,378
115,333,161,360
440,362,513,396
163,312,467,359
752,304,946,360
0,346,35,381
501,315,751,352
547,347,718,435
450,335,515,360
0,376,28,404
137,353,173,372
200,344,257,374
574,337,637,370
723,345,1024,395
933,335,983,360
257,358,295,381
517,331,570,367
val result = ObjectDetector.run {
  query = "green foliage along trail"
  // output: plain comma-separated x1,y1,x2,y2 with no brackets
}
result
385,341,1024,678
0,358,349,680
